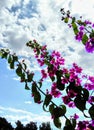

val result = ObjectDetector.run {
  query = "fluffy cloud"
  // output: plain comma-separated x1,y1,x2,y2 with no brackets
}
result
0,0,94,76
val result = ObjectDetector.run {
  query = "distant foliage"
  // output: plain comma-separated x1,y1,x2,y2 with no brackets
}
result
0,117,13,130
39,122,52,130
0,117,52,130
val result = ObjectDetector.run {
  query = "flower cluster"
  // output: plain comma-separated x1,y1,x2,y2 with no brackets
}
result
25,40,94,129
61,8,94,53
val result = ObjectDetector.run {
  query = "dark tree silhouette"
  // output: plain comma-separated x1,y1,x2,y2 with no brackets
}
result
15,120,24,130
0,116,53,130
39,122,52,130
24,121,37,130
0,117,13,130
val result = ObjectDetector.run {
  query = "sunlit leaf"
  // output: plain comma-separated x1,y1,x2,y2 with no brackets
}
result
82,34,88,45
1,52,8,59
72,23,79,35
64,17,69,23
8,55,12,63
72,17,75,23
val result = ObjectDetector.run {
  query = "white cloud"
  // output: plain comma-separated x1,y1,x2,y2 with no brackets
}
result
13,77,20,81
0,0,94,80
24,101,32,104
0,0,94,76
23,0,30,5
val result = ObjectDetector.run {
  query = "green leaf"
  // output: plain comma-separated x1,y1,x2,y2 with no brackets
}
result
0,51,2,57
25,82,30,90
50,76,55,82
53,107,66,118
27,73,33,82
82,88,89,101
32,82,37,93
63,125,74,130
66,82,82,94
77,20,82,25
89,105,94,119
49,104,55,115
57,82,65,90
64,119,75,130
65,73,70,79
53,117,61,129
77,20,86,26
1,52,8,59
44,94,52,107
64,17,69,23
10,61,14,69
34,91,41,103
82,34,88,45
72,23,79,35
8,55,12,63
16,66,22,77
90,32,94,38
13,55,18,61
74,95,86,111
56,70,65,90
65,119,71,126
72,17,76,23
31,83,41,103
21,73,25,82
43,94,52,112
60,105,66,114
71,119,76,128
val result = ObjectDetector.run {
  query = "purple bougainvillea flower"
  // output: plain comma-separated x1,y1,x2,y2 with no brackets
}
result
74,114,79,120
68,101,75,108
88,96,94,103
84,20,92,25
79,25,85,31
75,31,84,41
92,23,94,28
85,41,94,53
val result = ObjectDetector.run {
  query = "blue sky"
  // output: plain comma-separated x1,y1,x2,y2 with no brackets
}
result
0,0,94,129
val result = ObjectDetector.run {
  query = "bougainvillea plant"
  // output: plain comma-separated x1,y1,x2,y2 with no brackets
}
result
60,8,94,53
0,39,94,130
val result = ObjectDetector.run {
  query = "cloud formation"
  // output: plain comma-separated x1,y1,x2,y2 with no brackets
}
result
1,0,94,75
